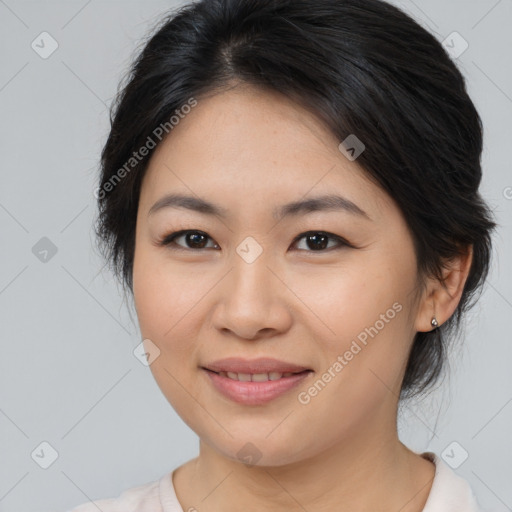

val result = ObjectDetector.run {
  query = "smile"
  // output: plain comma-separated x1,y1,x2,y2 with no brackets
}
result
202,368,313,405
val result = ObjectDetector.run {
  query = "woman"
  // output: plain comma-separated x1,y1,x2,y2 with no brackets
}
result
71,0,496,510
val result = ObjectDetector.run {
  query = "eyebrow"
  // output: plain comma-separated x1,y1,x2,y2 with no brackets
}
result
148,193,371,221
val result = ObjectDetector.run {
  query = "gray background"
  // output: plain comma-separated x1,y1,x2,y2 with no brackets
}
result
0,1,511,511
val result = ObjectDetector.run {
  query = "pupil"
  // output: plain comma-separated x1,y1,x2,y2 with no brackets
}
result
308,233,328,250
188,232,207,248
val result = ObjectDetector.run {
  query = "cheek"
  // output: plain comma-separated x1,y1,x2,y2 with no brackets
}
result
298,261,415,395
133,249,202,343
290,261,403,341
133,254,204,424
133,265,171,341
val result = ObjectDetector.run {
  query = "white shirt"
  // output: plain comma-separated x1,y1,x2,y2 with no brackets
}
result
67,451,482,511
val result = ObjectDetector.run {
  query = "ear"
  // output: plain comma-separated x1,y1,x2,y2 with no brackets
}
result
414,245,473,332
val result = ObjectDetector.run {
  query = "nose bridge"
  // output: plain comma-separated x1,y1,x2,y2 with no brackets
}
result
210,234,290,338
229,235,275,302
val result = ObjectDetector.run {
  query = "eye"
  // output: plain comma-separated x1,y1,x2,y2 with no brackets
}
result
158,230,219,250
158,229,350,252
291,231,350,252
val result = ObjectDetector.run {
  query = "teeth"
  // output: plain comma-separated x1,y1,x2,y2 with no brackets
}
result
252,373,271,382
218,371,299,381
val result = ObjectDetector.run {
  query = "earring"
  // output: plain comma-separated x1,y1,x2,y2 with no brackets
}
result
431,317,439,329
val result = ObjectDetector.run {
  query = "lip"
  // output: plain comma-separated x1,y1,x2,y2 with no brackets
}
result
202,357,311,374
202,368,312,405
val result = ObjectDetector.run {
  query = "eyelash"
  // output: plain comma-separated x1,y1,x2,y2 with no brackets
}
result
156,229,353,253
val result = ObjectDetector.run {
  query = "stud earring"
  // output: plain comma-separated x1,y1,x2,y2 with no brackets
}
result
431,317,439,329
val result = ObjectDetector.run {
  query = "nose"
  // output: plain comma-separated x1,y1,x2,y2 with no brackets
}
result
210,250,293,340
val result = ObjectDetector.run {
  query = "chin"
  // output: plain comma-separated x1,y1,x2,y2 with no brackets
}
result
201,428,313,468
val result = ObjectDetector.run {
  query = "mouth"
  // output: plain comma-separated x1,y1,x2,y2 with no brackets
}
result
202,356,312,375
200,358,313,405
202,368,311,382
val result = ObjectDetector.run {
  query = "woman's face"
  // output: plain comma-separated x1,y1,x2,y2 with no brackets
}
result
133,84,425,466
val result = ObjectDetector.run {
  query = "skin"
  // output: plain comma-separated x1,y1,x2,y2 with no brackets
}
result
132,83,473,512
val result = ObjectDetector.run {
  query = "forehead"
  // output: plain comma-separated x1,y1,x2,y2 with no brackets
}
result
140,86,395,222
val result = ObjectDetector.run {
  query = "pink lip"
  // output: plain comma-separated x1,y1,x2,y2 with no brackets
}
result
202,357,311,374
202,368,312,405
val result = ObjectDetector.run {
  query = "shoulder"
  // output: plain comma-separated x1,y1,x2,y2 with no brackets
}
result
67,476,162,512
420,451,483,512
